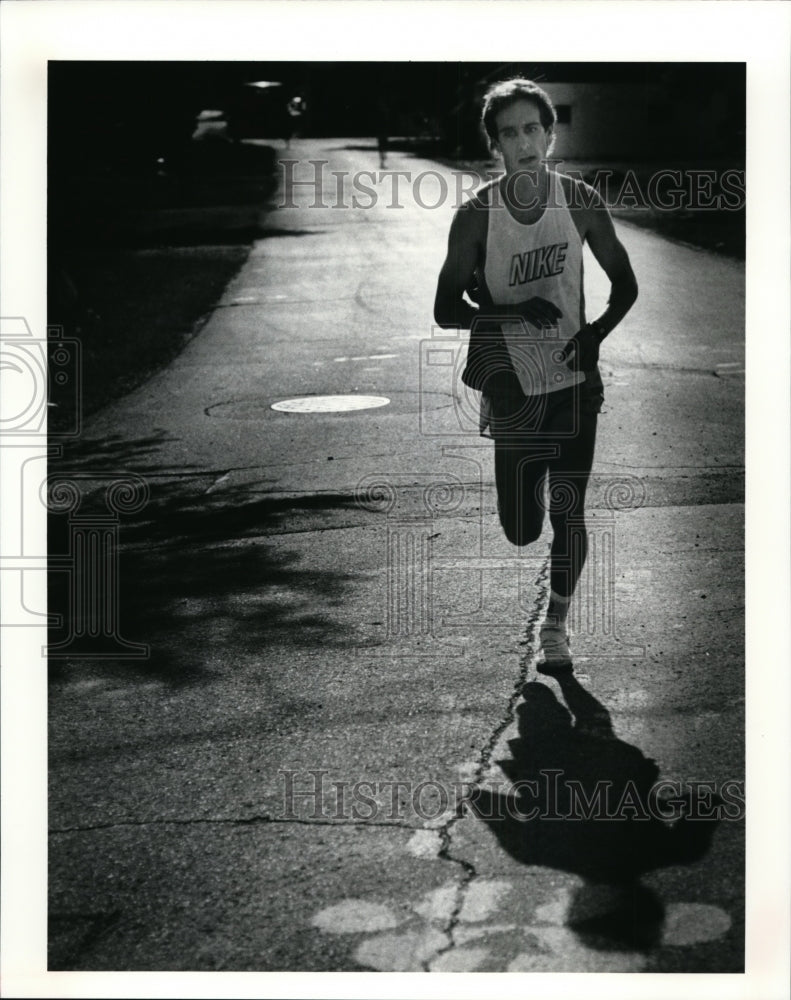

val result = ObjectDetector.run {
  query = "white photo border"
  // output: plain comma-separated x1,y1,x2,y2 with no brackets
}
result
1,2,788,998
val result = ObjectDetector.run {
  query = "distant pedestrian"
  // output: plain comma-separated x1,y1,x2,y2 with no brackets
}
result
434,78,638,671
377,132,389,169
376,97,391,168
284,95,306,148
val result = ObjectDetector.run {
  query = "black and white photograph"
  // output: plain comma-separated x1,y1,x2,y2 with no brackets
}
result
1,2,789,997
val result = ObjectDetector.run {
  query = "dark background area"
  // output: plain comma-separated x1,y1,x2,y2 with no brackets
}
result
49,61,745,161
47,61,745,428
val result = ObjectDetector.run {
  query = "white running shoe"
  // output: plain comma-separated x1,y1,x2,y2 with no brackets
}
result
538,623,572,672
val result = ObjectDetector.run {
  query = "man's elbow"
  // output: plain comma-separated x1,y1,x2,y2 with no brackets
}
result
433,295,456,328
617,268,638,308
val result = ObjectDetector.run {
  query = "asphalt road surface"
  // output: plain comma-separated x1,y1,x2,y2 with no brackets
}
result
49,138,745,974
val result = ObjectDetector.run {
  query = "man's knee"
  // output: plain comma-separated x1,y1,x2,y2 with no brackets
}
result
549,509,587,533
549,516,588,558
499,511,544,546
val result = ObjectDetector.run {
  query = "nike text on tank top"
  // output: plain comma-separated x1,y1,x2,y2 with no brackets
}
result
480,171,586,396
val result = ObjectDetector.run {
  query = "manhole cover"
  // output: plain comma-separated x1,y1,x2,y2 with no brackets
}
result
205,392,451,420
271,395,390,413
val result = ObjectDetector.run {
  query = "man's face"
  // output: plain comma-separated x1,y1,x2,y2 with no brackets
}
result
493,99,553,177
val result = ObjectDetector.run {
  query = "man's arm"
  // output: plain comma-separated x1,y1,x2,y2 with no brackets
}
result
582,192,639,338
433,202,481,329
561,184,638,371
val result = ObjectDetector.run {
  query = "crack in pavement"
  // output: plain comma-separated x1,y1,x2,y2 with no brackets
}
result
423,556,551,970
49,815,422,836
596,462,744,472
605,359,744,376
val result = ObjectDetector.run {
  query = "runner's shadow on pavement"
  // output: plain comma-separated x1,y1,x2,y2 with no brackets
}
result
469,678,721,952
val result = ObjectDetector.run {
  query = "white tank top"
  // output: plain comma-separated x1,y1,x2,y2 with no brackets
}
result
482,171,586,396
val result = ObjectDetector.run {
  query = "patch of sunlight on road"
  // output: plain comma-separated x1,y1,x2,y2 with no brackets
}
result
311,899,402,934
354,928,448,972
508,925,647,972
458,879,512,922
662,902,732,945
412,883,458,923
430,946,490,971
310,856,733,970
406,829,443,858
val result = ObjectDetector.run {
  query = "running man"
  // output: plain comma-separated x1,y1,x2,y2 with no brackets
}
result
434,78,638,671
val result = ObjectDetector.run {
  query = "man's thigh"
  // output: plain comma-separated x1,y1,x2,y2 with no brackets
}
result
491,394,559,535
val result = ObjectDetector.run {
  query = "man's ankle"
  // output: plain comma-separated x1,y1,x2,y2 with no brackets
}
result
545,589,572,629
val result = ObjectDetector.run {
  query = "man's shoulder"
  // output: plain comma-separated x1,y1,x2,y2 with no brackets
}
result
459,177,498,212
555,170,607,212
451,180,495,242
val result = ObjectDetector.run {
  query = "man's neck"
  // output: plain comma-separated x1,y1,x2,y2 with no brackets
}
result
503,165,549,212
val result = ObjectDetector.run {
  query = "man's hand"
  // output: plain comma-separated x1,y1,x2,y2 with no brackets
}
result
561,323,603,371
511,296,563,329
465,275,481,305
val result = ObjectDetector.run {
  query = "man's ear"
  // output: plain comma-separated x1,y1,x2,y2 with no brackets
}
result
545,127,555,155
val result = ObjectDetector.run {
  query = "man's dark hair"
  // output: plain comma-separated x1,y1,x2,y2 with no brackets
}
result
481,78,557,147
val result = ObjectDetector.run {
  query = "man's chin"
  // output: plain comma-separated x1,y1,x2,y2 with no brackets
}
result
511,165,541,180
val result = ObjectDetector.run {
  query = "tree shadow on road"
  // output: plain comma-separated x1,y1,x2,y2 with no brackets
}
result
469,678,722,953
48,433,371,689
